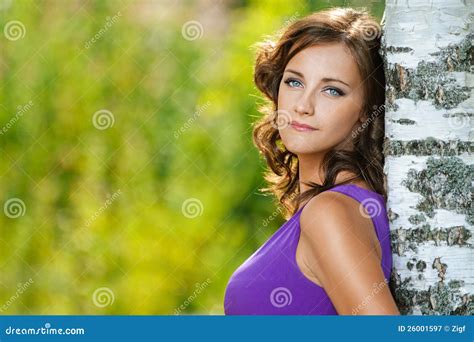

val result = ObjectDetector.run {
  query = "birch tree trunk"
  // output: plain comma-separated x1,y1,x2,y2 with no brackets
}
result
382,0,473,315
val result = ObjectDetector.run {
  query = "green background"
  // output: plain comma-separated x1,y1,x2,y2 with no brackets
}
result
0,0,384,314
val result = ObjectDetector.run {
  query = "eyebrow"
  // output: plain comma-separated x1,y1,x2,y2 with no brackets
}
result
284,69,351,87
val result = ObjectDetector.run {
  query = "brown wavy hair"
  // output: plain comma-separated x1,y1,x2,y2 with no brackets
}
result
252,7,386,220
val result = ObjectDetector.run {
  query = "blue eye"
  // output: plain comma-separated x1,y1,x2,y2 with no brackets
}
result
284,78,303,88
324,87,344,97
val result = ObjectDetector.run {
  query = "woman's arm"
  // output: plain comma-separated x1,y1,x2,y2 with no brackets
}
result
300,191,400,315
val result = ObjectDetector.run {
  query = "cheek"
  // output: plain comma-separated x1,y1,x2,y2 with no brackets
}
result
277,83,304,112
278,127,311,152
316,99,360,133
277,85,290,109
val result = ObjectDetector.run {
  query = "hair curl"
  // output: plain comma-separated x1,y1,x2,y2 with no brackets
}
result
251,7,386,220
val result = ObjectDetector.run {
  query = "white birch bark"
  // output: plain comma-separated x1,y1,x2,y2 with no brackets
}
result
382,0,473,315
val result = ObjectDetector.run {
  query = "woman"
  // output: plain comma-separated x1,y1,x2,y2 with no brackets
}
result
224,7,400,315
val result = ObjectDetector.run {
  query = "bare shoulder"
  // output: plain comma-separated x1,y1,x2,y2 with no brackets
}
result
300,190,366,235
300,189,379,258
298,190,399,314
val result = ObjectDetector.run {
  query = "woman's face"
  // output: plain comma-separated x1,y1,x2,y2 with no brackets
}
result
277,42,365,155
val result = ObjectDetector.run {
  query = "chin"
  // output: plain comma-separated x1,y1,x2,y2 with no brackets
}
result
283,139,334,156
280,134,315,151
283,143,319,155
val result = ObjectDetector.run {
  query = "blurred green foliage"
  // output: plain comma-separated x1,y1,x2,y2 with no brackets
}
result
0,0,384,314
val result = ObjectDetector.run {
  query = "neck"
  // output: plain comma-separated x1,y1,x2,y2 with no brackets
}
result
297,153,326,194
297,152,358,194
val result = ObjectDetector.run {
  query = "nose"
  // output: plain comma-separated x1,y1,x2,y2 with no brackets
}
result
294,92,314,116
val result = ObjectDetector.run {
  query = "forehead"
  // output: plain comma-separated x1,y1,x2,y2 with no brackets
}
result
285,43,361,83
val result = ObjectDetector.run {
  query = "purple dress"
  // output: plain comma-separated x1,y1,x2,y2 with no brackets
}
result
224,184,393,315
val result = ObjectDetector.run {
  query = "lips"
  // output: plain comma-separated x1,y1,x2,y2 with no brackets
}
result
290,120,317,132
